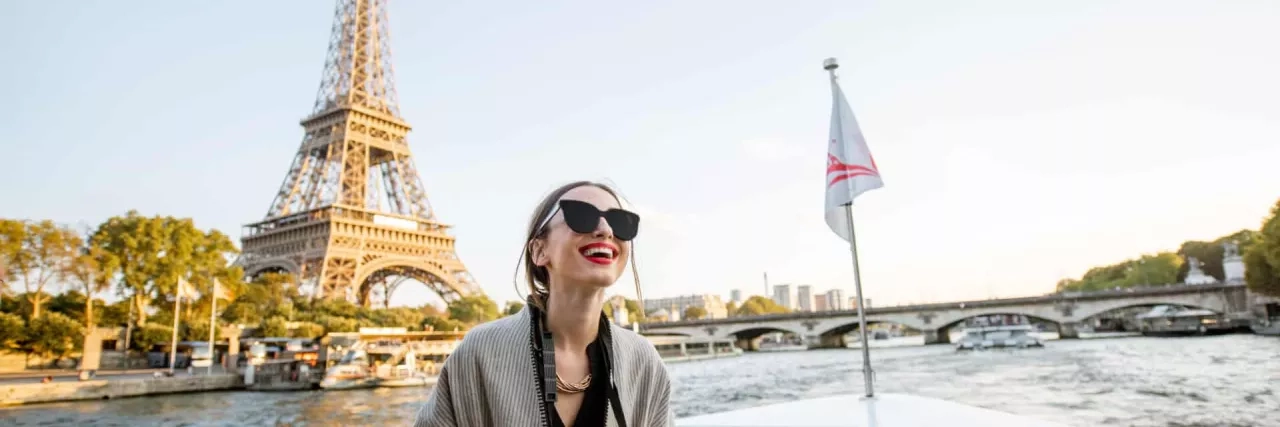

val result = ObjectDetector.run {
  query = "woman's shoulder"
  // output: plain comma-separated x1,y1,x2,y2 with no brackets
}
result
608,324,665,370
454,313,529,355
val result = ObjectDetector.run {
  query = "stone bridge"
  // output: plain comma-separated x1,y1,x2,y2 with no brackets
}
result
640,283,1252,349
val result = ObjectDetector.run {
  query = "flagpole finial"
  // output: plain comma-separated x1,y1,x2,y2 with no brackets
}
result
823,57,839,71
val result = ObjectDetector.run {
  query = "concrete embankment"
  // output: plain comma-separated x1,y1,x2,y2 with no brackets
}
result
0,373,244,406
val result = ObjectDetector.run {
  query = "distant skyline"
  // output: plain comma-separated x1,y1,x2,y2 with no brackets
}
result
2,0,1278,308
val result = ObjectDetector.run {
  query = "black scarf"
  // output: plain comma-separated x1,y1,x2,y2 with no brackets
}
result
527,296,628,427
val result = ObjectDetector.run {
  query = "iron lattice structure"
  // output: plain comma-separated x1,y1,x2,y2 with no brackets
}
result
239,0,478,307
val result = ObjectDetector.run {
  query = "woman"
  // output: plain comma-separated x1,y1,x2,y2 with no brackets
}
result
415,181,674,427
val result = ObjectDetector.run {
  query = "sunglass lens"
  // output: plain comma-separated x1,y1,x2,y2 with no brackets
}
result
604,211,640,241
559,200,601,234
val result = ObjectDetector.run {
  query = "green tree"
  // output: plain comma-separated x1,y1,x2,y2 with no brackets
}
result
259,316,289,337
316,315,360,333
0,219,24,296
2,220,82,319
91,212,241,326
448,295,499,325
503,301,524,316
682,306,708,320
290,322,325,339
423,316,466,332
23,312,83,360
725,301,738,318
1245,199,1280,297
133,323,173,351
734,296,789,316
0,312,23,350
66,244,113,328
223,272,299,325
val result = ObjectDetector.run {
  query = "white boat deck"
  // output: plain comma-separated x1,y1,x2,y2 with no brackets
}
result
677,393,1066,427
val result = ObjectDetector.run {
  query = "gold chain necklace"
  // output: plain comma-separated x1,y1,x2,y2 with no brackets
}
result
555,373,592,394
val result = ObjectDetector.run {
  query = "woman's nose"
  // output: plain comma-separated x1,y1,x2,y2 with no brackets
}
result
592,216,614,238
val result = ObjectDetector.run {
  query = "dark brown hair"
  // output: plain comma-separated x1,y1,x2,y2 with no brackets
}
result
515,181,643,311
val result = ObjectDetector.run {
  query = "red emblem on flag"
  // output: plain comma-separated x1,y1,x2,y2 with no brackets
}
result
827,139,879,188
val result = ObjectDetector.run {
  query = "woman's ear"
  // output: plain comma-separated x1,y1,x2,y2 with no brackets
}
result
530,239,549,267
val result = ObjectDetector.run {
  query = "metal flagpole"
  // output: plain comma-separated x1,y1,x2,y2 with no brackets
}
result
168,279,183,375
825,58,875,398
207,278,218,375
843,205,874,397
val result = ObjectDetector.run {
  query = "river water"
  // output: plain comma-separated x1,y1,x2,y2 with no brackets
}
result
3,334,1278,427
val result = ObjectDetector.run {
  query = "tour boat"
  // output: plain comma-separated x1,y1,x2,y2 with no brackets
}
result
954,314,1045,351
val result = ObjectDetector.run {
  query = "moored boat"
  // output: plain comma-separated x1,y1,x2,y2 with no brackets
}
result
650,336,743,363
318,328,462,390
1135,305,1236,336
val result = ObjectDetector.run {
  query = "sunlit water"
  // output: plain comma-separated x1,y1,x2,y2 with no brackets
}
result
3,335,1278,427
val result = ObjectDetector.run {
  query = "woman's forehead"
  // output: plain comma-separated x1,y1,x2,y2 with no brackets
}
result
561,186,620,210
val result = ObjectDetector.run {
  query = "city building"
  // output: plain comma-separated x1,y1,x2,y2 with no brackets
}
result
848,297,873,310
814,296,829,311
826,289,845,311
796,285,813,311
772,284,792,310
643,294,728,320
729,289,743,304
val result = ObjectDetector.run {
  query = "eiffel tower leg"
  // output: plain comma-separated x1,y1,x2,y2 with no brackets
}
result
339,138,368,207
318,254,358,304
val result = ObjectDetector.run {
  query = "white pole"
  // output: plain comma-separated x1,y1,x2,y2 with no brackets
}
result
826,58,875,398
169,281,182,375
207,278,218,375
843,205,875,397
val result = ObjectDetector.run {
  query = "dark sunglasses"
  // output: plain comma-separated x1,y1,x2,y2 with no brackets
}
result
537,199,641,241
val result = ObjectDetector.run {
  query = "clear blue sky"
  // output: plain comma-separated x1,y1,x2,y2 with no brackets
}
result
3,0,1278,308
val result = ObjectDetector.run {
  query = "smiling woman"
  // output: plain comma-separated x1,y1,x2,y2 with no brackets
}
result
415,181,674,427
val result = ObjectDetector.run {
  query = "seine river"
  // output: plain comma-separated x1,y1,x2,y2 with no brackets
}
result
4,334,1278,427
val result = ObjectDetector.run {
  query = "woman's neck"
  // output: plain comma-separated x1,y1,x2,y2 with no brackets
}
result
545,285,606,352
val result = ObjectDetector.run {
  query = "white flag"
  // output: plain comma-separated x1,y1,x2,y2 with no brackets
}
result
824,78,884,242
177,277,198,300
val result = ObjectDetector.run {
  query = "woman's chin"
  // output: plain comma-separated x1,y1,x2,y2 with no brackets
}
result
566,272,620,289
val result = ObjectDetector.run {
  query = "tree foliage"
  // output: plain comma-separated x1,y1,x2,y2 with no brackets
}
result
0,312,23,350
0,220,82,318
503,301,524,316
1056,228,1261,293
90,211,242,326
23,312,83,359
447,295,499,325
682,306,707,320
1245,198,1280,297
734,296,790,316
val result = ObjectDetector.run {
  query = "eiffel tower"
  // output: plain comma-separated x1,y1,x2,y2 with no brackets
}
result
239,0,479,307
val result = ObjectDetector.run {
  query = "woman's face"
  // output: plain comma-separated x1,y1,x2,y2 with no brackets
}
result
533,185,633,290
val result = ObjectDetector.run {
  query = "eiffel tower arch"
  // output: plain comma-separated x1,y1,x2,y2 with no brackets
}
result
239,0,480,307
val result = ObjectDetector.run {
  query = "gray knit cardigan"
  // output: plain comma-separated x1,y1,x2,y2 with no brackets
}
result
414,306,675,427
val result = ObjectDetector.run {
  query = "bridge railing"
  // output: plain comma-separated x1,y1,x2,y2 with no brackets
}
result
640,282,1244,328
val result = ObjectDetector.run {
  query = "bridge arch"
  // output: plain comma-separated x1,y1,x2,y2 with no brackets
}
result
721,325,805,340
354,257,473,307
817,319,917,338
1072,301,1220,323
935,311,1063,332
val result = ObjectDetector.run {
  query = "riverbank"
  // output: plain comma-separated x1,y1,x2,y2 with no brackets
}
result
0,372,243,406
